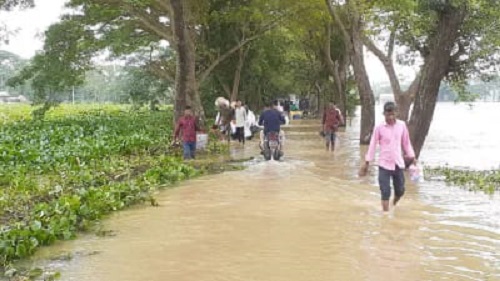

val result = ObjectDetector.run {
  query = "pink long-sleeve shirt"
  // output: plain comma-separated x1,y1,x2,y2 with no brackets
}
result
365,120,415,171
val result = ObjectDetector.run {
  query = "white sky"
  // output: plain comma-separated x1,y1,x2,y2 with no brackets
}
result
0,0,67,58
0,0,415,84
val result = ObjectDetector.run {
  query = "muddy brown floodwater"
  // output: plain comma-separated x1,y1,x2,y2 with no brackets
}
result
26,103,500,281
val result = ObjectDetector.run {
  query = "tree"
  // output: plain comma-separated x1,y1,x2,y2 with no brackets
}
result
120,66,172,107
200,27,306,115
182,0,304,121
0,0,33,10
2,0,357,133
287,0,352,117
407,2,467,158
8,0,302,123
361,0,419,121
169,0,199,120
325,0,375,144
0,50,27,89
7,19,96,115
362,0,500,157
199,0,358,118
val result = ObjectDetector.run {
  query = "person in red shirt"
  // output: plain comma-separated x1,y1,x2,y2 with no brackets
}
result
322,102,344,152
174,106,200,160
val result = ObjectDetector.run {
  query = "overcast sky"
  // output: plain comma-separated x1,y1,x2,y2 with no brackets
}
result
0,0,67,58
0,0,415,84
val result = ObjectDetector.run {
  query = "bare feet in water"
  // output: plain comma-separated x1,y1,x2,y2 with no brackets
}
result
393,196,402,207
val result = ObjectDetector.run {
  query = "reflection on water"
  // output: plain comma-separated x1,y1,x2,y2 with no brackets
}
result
23,103,500,281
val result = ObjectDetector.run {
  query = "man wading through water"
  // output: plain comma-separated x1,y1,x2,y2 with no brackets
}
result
173,106,200,160
359,102,416,212
322,102,344,152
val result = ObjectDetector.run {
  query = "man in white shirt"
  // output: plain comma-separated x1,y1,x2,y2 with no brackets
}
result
233,99,247,144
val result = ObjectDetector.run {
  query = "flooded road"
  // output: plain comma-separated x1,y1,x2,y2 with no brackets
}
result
28,103,500,281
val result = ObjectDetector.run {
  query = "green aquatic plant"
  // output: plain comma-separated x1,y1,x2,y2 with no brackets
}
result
0,105,232,268
424,166,500,194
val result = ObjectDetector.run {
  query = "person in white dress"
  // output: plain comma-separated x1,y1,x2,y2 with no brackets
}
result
244,105,256,139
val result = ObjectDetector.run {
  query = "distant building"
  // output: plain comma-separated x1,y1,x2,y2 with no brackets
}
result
0,91,29,103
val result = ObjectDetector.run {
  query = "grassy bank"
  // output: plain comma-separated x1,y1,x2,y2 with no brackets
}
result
0,104,230,271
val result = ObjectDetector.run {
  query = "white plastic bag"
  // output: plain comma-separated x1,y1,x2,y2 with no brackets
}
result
409,163,424,183
196,133,208,150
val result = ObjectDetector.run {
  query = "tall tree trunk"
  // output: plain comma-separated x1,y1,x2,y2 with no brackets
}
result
339,39,352,121
332,62,346,109
314,80,322,115
409,7,466,158
325,0,375,144
337,60,348,119
230,47,248,101
324,23,347,115
363,34,419,122
170,0,200,122
395,94,412,122
351,26,375,144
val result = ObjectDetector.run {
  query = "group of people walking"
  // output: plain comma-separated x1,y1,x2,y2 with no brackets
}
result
213,98,286,153
213,97,258,144
174,97,417,213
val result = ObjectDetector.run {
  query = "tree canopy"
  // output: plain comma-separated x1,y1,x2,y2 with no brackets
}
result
5,0,500,154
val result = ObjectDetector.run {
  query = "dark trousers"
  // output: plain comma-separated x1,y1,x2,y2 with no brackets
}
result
378,166,405,200
236,127,245,144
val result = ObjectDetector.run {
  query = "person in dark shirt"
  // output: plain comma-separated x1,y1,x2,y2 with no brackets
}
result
174,106,199,160
258,100,286,152
258,100,286,134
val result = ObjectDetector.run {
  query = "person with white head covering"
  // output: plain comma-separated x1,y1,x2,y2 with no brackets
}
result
214,97,234,141
216,97,232,108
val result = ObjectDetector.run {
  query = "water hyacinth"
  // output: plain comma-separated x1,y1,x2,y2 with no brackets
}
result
424,165,500,194
0,104,228,267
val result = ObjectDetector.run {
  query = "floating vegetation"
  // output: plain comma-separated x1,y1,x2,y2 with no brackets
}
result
0,105,232,269
425,166,500,194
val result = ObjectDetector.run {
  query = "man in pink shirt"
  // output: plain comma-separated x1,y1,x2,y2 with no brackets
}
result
359,102,416,212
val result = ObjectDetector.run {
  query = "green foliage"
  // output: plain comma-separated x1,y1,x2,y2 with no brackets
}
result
200,23,328,111
0,50,28,90
369,0,500,81
74,63,172,106
449,80,480,103
121,66,172,107
0,104,227,267
0,0,33,10
6,19,96,104
5,0,342,116
425,166,500,194
345,79,360,117
2,264,61,280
